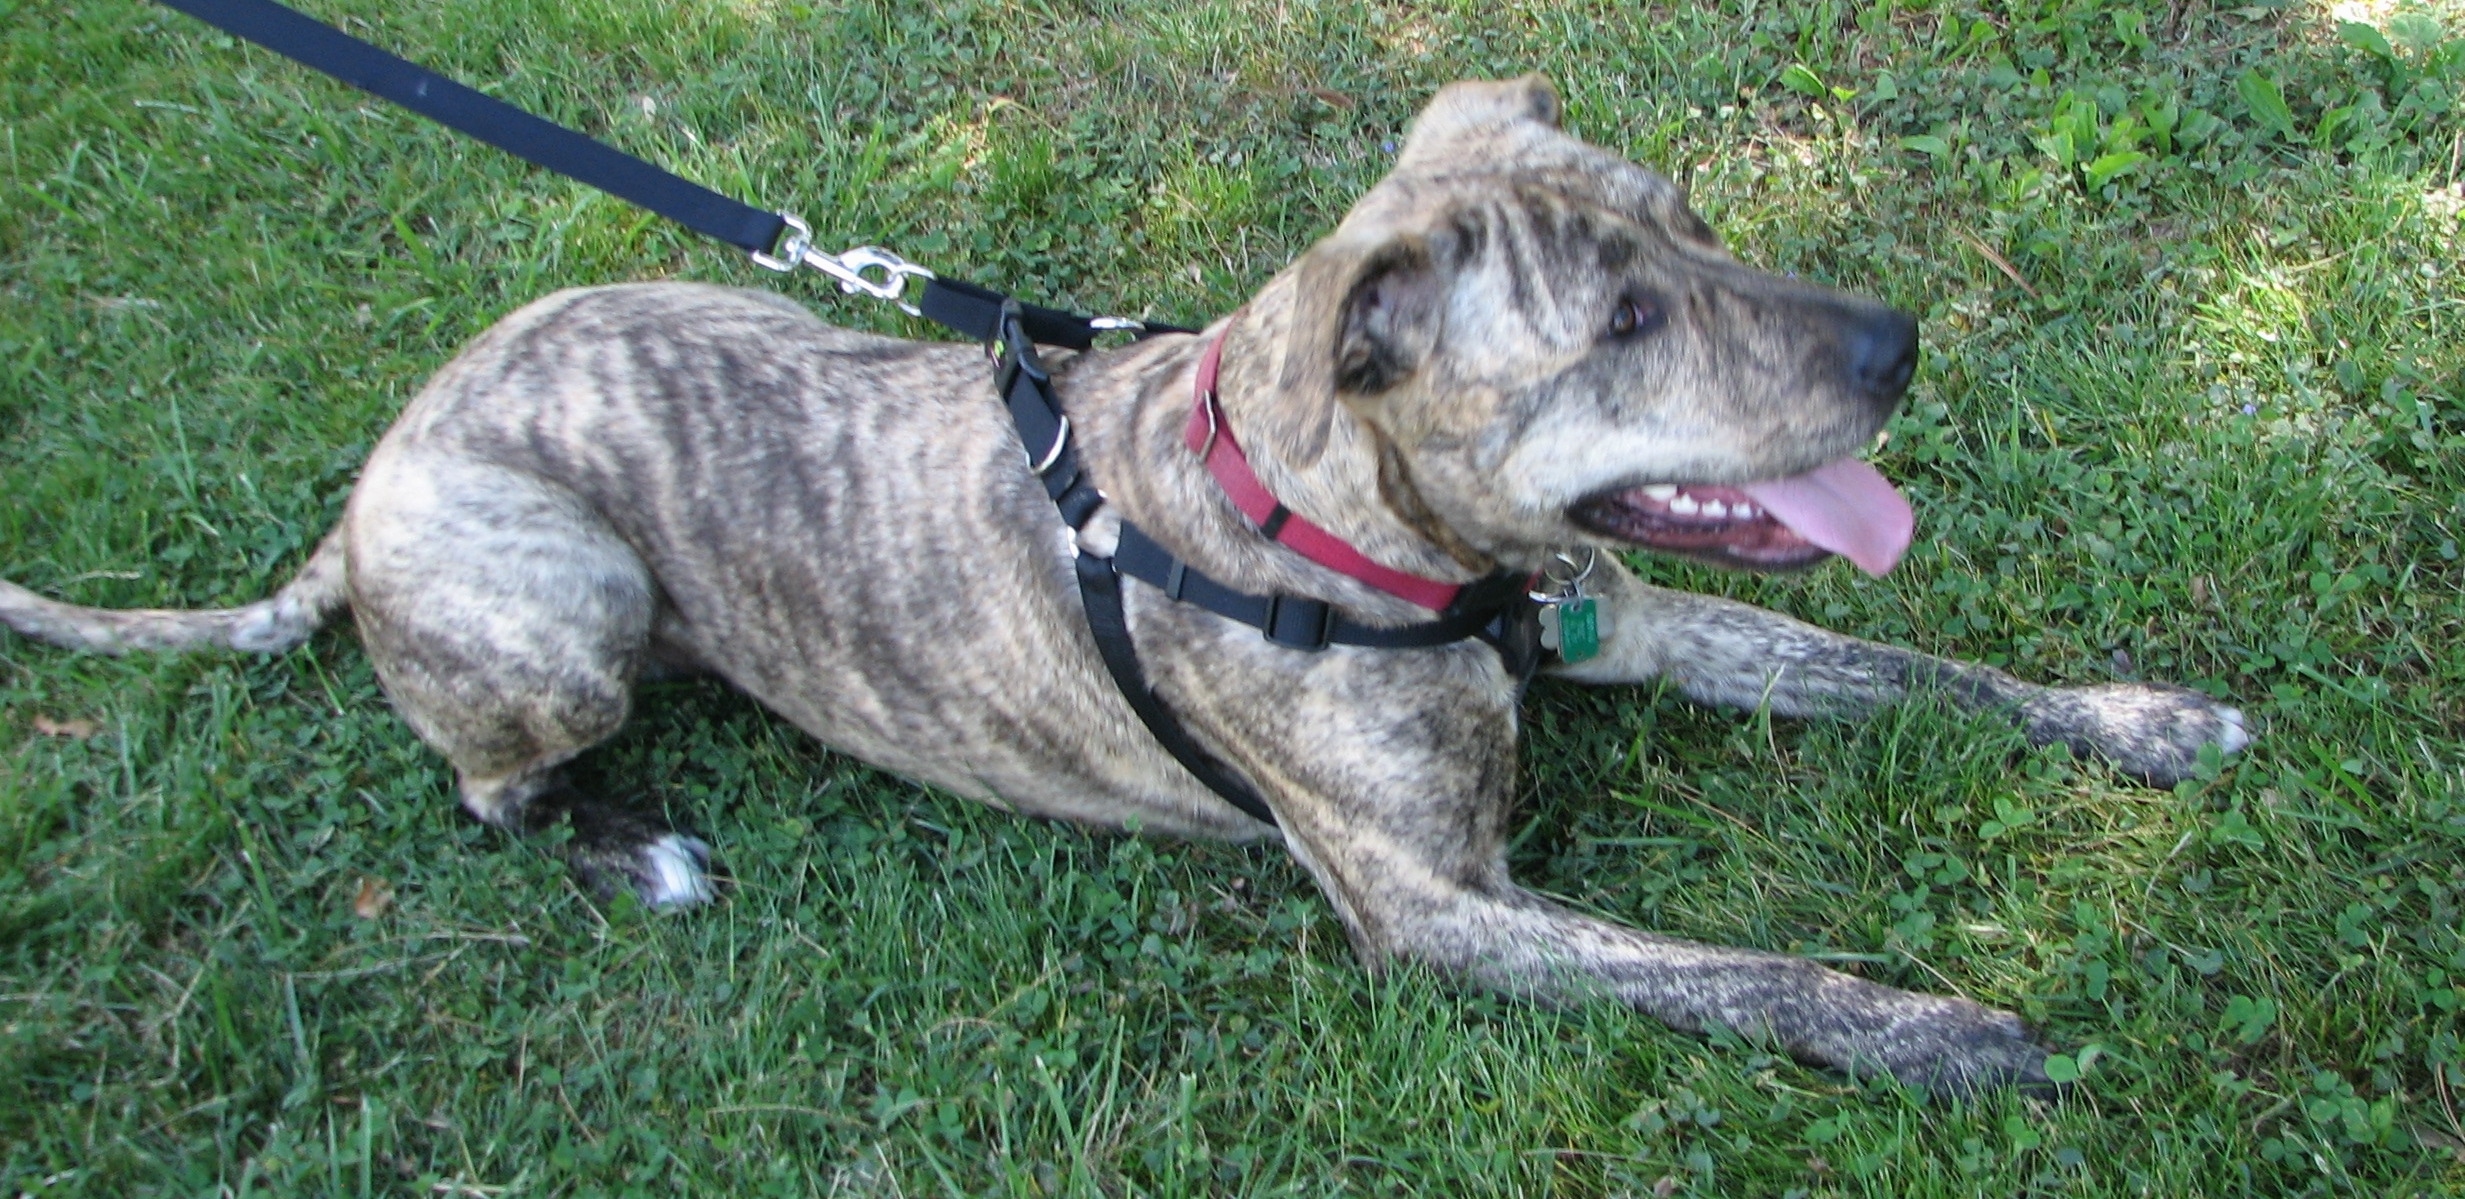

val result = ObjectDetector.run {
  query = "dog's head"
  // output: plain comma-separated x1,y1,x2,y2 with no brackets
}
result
1257,75,1917,576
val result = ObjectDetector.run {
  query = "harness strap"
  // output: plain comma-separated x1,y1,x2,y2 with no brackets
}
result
1112,525,1518,652
1072,553,1284,825
957,302,1541,828
970,304,1275,826
920,277,1192,351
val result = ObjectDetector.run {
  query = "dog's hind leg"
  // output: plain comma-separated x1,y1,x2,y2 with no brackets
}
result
346,451,712,907
1555,557,2248,785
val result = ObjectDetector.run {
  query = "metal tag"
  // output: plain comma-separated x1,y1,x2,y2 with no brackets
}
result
1532,547,1603,664
1556,596,1600,663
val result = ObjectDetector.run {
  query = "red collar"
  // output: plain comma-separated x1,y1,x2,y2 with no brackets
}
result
1181,329,1465,612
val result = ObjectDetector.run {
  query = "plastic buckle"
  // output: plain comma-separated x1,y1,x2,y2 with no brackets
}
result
1262,595,1333,651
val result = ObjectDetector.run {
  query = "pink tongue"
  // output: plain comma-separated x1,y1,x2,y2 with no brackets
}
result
1738,459,1914,576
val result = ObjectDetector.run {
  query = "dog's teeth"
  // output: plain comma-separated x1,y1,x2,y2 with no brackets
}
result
1700,499,1728,519
1642,484,1679,502
1733,502,1758,519
1668,495,1699,515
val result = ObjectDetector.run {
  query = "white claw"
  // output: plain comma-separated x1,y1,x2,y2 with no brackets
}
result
1668,494,1700,515
1642,484,1679,502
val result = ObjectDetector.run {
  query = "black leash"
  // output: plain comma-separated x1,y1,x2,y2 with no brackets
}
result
156,0,786,258
156,0,966,311
150,0,1542,830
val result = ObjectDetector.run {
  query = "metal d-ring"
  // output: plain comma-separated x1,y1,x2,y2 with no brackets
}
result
1027,416,1073,475
1529,546,1599,604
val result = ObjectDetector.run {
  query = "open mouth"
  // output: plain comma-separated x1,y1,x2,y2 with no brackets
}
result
1568,458,1915,577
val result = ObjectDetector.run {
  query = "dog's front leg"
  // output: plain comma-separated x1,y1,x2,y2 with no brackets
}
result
1270,781,2050,1094
1554,557,2248,784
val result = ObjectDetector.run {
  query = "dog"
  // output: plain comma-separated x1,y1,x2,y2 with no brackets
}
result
1,77,2248,1093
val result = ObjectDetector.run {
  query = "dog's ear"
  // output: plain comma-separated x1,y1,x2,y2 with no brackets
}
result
1266,233,1442,462
1397,75,1562,167
1328,237,1441,397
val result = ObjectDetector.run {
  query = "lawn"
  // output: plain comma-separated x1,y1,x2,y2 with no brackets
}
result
4,0,2463,1193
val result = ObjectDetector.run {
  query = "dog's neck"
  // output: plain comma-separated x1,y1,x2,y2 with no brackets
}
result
1204,302,1494,593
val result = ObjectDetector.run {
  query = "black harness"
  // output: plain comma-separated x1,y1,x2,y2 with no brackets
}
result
915,284,1542,828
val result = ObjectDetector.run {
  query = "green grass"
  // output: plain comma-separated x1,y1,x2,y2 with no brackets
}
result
4,0,2463,1192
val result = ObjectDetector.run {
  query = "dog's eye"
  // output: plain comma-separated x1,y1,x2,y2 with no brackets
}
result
1607,297,1663,339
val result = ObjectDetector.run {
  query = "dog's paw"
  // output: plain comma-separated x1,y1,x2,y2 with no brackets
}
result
634,834,717,908
1872,998,2054,1098
546,792,720,909
2020,683,2250,787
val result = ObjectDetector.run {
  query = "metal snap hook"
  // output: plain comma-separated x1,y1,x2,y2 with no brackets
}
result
751,216,935,316
822,245,936,315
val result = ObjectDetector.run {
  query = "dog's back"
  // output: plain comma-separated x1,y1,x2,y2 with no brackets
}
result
361,283,1262,831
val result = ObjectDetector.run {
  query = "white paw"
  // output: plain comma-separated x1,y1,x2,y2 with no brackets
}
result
638,834,715,908
2023,684,2253,787
2218,707,2251,755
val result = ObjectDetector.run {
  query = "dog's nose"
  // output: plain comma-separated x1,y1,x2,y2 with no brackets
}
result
1845,307,1919,403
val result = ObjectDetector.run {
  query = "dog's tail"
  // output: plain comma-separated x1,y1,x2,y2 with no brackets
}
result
0,527,349,656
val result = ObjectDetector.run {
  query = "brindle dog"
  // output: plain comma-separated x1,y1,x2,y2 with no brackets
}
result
2,77,2247,1092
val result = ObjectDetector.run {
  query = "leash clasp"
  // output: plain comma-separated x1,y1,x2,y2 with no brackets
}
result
748,212,814,274
753,214,935,317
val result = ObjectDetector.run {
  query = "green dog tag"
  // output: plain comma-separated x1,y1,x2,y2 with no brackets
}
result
1556,596,1600,663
